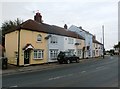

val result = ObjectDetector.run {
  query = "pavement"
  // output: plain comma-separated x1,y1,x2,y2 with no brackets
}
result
2,62,62,75
2,57,102,75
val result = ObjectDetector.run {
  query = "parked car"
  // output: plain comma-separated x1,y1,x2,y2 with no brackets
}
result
57,51,80,64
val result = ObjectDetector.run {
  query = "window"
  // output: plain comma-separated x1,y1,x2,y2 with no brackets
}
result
93,50,95,57
96,50,98,55
50,36,57,43
94,43,95,47
68,49,74,55
34,50,44,59
37,34,42,42
14,51,18,59
76,39,81,44
77,49,82,57
96,44,98,48
50,49,58,59
68,38,74,44
88,50,91,56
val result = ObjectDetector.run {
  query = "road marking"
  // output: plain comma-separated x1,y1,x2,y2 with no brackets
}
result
9,85,18,88
96,66,105,70
48,75,66,80
81,71,86,73
67,73,73,76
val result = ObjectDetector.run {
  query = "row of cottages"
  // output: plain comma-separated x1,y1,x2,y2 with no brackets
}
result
68,25,103,58
5,12,85,66
92,36,103,57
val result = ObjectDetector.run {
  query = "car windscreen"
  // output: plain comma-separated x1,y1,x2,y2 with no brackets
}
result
65,52,71,56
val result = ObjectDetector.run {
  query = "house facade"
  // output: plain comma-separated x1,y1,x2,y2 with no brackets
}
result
47,33,85,62
5,27,48,66
69,25,93,58
64,36,85,59
92,36,103,57
5,12,85,66
47,34,64,62
46,25,85,63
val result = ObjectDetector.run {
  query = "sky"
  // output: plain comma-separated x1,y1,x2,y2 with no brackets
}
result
0,0,119,50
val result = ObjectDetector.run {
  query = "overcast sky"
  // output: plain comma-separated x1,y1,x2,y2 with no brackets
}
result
0,0,119,50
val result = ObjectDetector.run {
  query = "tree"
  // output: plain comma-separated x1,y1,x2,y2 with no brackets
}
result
118,42,120,47
1,18,23,46
114,41,120,49
1,18,23,34
109,49,114,54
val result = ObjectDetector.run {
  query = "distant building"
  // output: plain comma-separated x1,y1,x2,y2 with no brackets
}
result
92,36,103,57
69,25,103,58
114,42,120,55
69,25,93,58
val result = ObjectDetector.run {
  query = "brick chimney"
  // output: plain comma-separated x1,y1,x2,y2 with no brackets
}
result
64,24,68,29
93,35,96,40
34,12,42,23
79,26,82,29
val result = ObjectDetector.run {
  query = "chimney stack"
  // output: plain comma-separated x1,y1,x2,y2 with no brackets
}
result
34,12,42,23
64,24,68,29
93,35,96,40
79,26,82,29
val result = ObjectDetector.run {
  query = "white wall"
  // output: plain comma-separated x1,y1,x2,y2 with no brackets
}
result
47,34,80,62
64,37,77,54
47,34,64,62
69,25,93,58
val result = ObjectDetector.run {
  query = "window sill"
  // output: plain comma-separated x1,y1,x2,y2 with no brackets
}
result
33,58,43,60
36,41,42,43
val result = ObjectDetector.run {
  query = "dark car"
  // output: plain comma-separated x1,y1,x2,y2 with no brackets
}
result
57,51,80,64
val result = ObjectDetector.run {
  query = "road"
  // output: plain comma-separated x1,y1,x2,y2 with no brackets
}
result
2,56,118,88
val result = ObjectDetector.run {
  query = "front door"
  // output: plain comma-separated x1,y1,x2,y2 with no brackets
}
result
24,50,30,64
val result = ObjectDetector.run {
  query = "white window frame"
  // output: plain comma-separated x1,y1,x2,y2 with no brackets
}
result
14,51,18,60
68,49,75,55
93,50,95,57
50,49,58,59
34,49,44,59
68,38,74,44
77,49,82,57
50,36,58,44
37,34,42,42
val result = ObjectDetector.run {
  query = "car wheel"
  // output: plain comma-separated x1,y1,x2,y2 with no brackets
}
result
66,59,70,64
76,58,79,63
58,61,63,64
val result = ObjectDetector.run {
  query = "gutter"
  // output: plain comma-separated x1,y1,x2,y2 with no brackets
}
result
17,29,20,66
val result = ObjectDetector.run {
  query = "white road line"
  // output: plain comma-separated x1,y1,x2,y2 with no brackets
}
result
96,66,105,70
67,74,73,76
48,71,87,81
81,71,86,73
9,85,18,88
48,75,66,80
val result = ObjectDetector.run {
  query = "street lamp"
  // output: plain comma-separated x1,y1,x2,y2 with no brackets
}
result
102,25,105,58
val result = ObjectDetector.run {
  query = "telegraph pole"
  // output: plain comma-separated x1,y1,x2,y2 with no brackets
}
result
102,25,105,58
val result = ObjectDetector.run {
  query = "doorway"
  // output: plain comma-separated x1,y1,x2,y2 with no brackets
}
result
24,50,30,65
